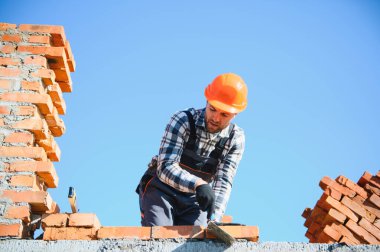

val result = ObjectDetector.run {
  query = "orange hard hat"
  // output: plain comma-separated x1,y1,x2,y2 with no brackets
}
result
204,73,248,113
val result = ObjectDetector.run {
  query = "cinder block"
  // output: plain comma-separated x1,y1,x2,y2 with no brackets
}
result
97,226,151,240
152,226,205,239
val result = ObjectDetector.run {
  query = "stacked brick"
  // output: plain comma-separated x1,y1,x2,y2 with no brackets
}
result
0,23,75,238
41,213,259,241
302,171,380,244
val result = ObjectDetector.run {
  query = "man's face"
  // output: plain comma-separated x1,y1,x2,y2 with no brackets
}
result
205,103,236,133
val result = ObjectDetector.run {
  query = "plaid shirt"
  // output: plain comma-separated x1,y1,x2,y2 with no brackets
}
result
148,107,245,221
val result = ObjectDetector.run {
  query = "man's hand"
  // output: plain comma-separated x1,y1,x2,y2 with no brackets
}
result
195,184,215,219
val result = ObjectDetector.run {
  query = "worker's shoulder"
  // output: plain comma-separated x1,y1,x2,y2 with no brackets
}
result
230,123,245,140
171,107,199,119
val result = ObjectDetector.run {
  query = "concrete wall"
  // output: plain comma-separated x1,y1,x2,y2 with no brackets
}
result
1,240,380,252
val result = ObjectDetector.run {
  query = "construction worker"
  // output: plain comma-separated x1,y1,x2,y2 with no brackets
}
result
136,73,248,226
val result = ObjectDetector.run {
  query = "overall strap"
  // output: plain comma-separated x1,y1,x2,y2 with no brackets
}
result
209,124,235,160
183,110,196,150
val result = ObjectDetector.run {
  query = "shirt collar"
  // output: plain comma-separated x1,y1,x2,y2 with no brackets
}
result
196,108,231,138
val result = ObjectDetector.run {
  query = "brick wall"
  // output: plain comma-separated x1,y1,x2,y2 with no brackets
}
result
302,171,380,244
0,22,75,238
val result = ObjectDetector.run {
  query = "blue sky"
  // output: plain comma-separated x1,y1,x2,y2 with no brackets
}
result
1,1,380,242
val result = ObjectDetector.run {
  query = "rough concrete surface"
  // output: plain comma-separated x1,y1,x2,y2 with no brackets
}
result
1,239,380,252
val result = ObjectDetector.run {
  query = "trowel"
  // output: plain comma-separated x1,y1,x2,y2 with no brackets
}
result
207,220,244,246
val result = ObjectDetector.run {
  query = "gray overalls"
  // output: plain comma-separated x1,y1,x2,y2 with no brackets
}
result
136,110,234,226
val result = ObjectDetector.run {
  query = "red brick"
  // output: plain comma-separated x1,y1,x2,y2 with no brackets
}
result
324,187,342,201
97,226,151,240
369,176,380,190
365,184,380,197
340,235,358,245
0,23,17,31
206,225,259,241
21,81,44,93
13,106,38,116
46,201,60,214
322,226,341,242
317,193,359,222
57,81,72,93
358,171,372,187
336,175,369,199
1,190,53,213
346,219,380,244
0,57,20,66
327,208,346,224
0,146,47,161
41,213,69,229
0,67,22,77
352,195,380,219
317,230,335,243
0,79,12,90
0,92,54,115
341,196,376,223
1,34,22,43
0,44,16,54
28,35,51,44
4,132,34,145
24,55,47,68
308,220,322,236
19,24,66,47
330,223,364,244
64,40,75,72
0,105,11,114
320,176,356,197
302,208,312,219
31,68,55,86
68,213,101,229
152,226,204,239
0,223,22,237
304,206,327,228
369,193,380,208
0,118,4,126
9,161,58,188
359,218,380,241
10,117,50,140
43,227,97,240
374,219,380,230
5,205,30,223
37,134,61,162
10,174,43,191
47,83,65,114
17,46,67,69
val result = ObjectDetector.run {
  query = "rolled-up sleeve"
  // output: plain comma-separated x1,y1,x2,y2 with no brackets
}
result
212,129,245,221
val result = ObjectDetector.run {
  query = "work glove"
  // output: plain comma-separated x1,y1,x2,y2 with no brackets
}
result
195,184,215,219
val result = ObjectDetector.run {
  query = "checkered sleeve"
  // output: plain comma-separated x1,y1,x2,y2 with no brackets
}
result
156,110,200,193
212,127,245,221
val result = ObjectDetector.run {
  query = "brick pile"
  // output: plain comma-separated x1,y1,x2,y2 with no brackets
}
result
0,22,75,238
41,213,259,241
302,171,380,244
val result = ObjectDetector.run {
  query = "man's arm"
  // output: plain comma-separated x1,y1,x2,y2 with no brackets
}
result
156,110,204,193
212,128,245,221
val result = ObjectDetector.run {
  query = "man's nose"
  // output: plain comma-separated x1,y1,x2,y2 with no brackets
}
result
212,113,220,122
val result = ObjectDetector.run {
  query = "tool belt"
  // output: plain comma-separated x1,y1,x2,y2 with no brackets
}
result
136,109,234,194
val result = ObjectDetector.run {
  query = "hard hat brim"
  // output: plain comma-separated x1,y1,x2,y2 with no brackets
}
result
208,100,246,114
